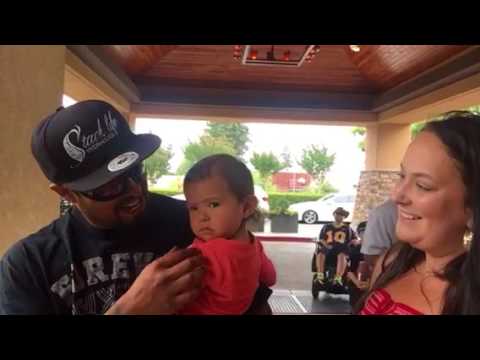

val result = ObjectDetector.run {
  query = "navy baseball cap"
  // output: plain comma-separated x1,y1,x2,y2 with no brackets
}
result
31,100,161,192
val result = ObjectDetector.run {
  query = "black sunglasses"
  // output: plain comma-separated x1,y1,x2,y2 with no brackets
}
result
79,164,145,202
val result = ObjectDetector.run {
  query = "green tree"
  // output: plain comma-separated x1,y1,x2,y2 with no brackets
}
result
352,127,366,152
205,121,250,158
466,105,480,113
177,135,236,175
410,122,427,139
143,146,174,183
314,180,338,197
250,152,285,183
298,145,335,183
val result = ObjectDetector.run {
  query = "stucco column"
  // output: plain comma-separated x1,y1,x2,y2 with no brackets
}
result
0,45,66,255
353,123,410,223
365,123,411,171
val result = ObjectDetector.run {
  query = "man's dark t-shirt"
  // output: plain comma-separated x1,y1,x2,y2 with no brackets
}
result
0,193,271,314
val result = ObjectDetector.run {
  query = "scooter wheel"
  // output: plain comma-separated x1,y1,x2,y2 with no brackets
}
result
312,278,320,299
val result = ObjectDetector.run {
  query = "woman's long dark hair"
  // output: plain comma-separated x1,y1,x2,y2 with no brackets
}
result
354,111,480,314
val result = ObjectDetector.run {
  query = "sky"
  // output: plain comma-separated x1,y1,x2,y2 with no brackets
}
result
134,118,365,193
63,95,365,193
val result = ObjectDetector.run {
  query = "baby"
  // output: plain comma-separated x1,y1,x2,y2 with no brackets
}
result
178,154,276,315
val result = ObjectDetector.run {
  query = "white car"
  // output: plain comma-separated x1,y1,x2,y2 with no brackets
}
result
254,185,270,213
288,193,356,224
171,185,270,213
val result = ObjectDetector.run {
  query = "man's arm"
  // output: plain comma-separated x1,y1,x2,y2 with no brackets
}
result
258,241,276,287
361,208,392,259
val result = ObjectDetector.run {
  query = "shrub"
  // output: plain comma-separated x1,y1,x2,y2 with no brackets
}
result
268,192,323,213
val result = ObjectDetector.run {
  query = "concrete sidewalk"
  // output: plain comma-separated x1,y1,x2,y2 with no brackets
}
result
261,240,352,315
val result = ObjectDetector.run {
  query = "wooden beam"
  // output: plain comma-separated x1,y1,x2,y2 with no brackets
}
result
131,102,377,126
378,71,480,124
138,84,374,111
67,45,140,103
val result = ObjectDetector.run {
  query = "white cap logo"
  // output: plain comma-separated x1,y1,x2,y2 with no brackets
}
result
107,152,139,172
63,125,86,165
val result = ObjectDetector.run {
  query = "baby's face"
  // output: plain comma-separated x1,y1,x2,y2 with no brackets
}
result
185,175,246,241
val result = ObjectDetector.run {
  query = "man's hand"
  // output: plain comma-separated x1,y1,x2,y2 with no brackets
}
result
106,248,205,315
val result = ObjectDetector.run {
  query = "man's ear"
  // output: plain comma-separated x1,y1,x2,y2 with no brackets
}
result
243,195,259,219
49,184,78,204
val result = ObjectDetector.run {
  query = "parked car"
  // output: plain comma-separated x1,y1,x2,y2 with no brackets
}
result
170,184,270,213
288,193,356,224
253,185,270,213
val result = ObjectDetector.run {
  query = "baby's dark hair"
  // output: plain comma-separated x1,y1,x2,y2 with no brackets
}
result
184,154,254,201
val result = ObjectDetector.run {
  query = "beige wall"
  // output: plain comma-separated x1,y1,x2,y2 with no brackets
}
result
64,49,133,130
365,123,411,171
0,45,66,255
64,49,130,115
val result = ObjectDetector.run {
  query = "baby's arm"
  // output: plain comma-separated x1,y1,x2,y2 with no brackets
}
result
176,242,215,315
257,241,276,287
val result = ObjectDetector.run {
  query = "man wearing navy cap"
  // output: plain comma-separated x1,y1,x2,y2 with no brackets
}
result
0,100,272,315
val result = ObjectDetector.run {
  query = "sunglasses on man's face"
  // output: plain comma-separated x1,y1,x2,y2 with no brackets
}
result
79,164,146,202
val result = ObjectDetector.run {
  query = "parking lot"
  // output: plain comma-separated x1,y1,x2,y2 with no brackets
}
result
260,222,322,290
263,240,315,290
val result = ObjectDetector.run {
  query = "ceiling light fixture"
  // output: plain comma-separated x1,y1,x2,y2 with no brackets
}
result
233,45,320,67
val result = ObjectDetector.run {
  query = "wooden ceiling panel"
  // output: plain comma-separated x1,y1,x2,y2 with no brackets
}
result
102,45,474,94
139,45,375,93
347,45,470,90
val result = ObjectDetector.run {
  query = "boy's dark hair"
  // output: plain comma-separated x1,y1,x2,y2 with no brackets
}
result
184,154,254,201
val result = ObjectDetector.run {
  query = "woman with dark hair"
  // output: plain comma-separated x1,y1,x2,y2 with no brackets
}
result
356,111,480,315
